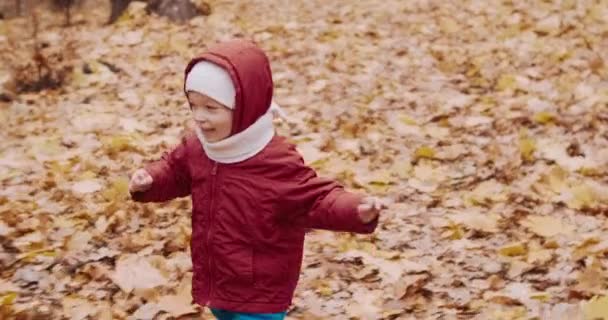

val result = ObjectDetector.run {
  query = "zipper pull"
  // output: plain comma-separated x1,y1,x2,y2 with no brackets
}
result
211,162,218,175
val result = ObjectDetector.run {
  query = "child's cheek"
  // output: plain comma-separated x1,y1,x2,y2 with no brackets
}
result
192,108,206,121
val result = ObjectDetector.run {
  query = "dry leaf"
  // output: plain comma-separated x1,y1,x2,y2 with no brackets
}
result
346,286,383,320
110,255,168,294
582,295,608,320
449,210,500,233
499,243,527,257
521,215,574,238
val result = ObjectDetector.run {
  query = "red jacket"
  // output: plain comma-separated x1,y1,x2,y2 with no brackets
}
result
131,40,378,313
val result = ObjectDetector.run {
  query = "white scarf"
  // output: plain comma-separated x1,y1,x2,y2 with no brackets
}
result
194,102,285,164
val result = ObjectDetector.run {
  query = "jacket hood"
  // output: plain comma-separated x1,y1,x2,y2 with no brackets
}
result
184,40,274,135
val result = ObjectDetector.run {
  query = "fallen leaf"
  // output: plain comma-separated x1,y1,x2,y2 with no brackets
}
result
62,296,97,320
346,286,383,320
582,295,608,320
449,210,500,233
0,280,19,294
71,180,103,194
1,292,17,305
393,273,429,299
110,255,168,294
66,231,93,252
131,302,162,320
110,30,144,46
102,178,130,202
499,243,527,257
520,215,574,238
497,74,517,91
157,275,197,317
0,221,13,237
466,180,506,206
533,111,556,124
414,146,436,160
519,137,536,162
535,15,561,34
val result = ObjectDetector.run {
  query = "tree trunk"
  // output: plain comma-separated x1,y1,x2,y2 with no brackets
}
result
14,0,20,15
109,0,208,24
108,0,130,24
146,0,205,22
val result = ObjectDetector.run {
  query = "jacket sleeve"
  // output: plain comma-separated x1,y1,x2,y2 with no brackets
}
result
277,153,378,234
130,136,192,203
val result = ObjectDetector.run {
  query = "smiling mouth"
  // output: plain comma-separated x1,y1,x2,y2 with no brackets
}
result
195,123,213,131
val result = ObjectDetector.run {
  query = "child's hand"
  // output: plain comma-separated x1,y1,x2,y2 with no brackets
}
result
129,169,153,193
357,197,387,224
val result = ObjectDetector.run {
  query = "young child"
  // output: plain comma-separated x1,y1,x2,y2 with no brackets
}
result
129,40,384,320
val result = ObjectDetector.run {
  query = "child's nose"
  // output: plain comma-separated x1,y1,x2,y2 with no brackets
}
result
192,109,207,122
195,120,207,127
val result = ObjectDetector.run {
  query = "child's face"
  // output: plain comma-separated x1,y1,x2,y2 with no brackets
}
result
187,91,233,142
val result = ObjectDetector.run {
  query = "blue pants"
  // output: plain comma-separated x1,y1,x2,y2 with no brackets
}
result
210,308,286,320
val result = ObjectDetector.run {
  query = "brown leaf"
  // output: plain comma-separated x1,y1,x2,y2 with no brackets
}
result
393,273,430,299
110,254,168,294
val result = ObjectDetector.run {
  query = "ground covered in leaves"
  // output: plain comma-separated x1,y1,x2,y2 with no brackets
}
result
1,0,608,319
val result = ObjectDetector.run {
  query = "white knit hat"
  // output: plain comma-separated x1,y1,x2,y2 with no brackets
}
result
185,61,236,109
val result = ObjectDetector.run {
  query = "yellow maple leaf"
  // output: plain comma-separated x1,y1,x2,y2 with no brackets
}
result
496,74,517,91
102,178,130,202
414,146,435,160
519,137,536,162
17,249,57,262
530,292,551,302
442,221,464,240
0,292,16,305
583,295,608,320
104,135,134,155
490,307,527,319
79,170,97,180
317,284,333,297
400,115,417,125
533,111,555,124
546,166,569,194
338,237,360,252
573,237,601,261
115,1,147,25
578,167,601,177
567,184,597,210
499,243,527,257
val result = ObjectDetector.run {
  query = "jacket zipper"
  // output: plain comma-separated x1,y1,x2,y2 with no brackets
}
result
205,161,218,305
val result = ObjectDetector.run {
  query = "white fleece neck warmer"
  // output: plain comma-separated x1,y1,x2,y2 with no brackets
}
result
186,61,285,164
193,102,284,164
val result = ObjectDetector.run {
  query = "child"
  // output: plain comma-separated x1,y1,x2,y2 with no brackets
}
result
129,39,384,320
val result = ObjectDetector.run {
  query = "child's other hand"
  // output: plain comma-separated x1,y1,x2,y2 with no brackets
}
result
129,169,153,193
357,197,387,224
